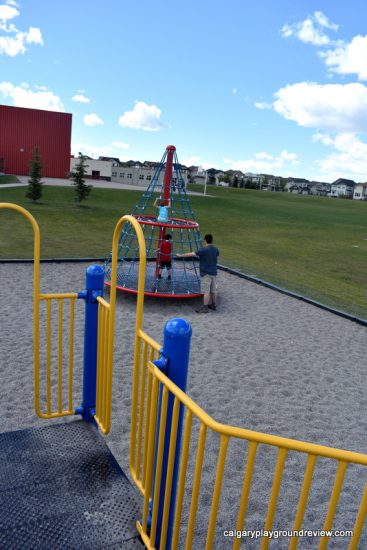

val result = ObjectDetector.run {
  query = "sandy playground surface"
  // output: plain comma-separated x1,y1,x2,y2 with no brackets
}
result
0,261,366,549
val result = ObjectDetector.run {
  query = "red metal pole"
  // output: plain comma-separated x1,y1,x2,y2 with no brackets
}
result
155,145,175,280
162,145,176,204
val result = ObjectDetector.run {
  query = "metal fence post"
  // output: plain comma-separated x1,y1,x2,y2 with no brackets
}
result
76,264,104,421
152,317,192,550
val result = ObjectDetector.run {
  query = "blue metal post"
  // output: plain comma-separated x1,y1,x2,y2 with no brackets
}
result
76,264,104,421
151,317,192,550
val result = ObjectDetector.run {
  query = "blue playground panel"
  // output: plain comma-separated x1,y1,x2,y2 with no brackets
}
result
0,421,143,549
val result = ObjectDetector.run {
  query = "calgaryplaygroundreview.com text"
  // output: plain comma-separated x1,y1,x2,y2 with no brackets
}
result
223,529,353,540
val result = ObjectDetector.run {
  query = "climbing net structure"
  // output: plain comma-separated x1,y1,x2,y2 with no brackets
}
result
104,145,203,298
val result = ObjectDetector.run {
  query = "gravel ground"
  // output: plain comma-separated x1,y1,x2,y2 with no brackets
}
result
0,261,366,549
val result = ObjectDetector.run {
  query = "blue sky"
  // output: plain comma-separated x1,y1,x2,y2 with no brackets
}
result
1,1,367,182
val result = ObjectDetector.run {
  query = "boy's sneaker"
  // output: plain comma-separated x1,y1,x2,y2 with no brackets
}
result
196,305,209,314
208,304,217,311
167,275,171,280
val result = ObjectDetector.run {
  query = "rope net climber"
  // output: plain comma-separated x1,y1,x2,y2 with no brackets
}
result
104,145,203,298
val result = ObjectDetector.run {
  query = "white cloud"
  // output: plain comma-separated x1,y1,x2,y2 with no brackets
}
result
71,141,130,160
312,132,367,181
321,35,367,80
26,26,42,44
0,4,19,21
182,155,201,166
181,156,212,169
232,88,237,95
118,101,165,131
313,11,338,31
254,151,273,160
273,82,367,133
0,81,64,111
281,11,338,46
83,113,104,126
72,94,90,103
112,140,130,150
254,101,272,110
0,3,42,56
223,149,299,173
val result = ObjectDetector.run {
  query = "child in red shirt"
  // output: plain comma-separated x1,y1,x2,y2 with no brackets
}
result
158,234,172,280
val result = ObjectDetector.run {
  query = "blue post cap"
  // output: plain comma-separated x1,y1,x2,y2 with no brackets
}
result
86,264,104,289
164,318,192,340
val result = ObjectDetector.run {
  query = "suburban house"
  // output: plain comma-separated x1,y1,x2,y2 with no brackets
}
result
99,156,121,167
187,165,207,184
284,178,310,194
308,181,331,196
353,183,367,200
244,172,263,186
110,160,188,187
329,178,355,198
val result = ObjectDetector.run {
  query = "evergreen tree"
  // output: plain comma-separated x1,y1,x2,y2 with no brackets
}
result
26,146,43,202
68,153,92,204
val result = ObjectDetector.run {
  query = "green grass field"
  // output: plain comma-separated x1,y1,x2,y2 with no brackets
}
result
1,184,366,319
0,175,19,185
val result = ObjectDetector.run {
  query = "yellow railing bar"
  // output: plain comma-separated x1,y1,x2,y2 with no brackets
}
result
205,434,229,550
138,329,161,353
349,485,367,549
289,454,317,550
142,352,155,489
94,214,146,435
40,293,78,300
160,396,180,550
140,375,160,534
150,385,169,548
57,298,63,413
149,362,367,466
0,203,43,418
46,299,52,415
319,461,348,549
186,422,207,549
135,340,148,479
68,298,75,411
260,447,288,550
233,441,258,550
171,409,193,550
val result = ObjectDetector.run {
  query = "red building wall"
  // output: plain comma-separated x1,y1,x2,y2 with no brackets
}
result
0,105,72,178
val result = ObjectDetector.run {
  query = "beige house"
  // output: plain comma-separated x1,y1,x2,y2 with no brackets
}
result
70,157,112,180
353,183,367,200
111,161,188,188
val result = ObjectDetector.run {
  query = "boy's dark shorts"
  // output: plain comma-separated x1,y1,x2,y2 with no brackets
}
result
160,261,172,269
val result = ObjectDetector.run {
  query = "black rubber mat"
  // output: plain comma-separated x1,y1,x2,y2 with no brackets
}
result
0,420,143,549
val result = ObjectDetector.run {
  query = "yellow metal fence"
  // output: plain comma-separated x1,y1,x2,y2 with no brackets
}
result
0,203,81,419
130,349,367,550
36,292,79,418
94,295,112,433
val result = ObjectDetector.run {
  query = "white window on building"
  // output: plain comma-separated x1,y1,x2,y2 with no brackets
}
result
120,172,124,178
127,173,132,179
139,174,144,180
112,171,117,177
146,175,151,180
